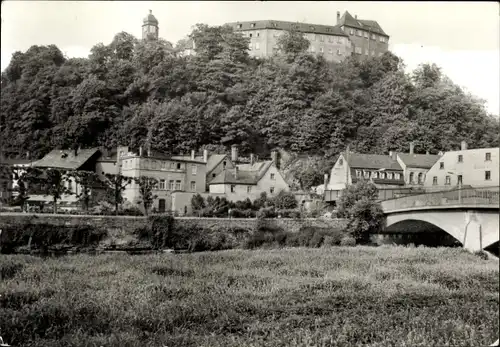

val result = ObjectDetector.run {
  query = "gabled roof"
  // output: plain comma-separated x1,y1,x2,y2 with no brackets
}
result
397,153,440,169
226,20,349,37
32,148,101,170
343,152,402,171
338,11,388,37
209,161,274,185
206,154,230,174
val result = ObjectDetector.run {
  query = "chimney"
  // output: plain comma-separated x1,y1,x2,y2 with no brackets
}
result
460,141,467,150
250,153,255,166
324,173,328,188
409,142,414,155
203,149,208,163
233,166,238,179
389,151,397,160
147,145,151,157
336,11,340,24
271,150,280,169
438,151,444,157
231,145,238,163
139,146,143,157
191,150,195,160
26,151,30,160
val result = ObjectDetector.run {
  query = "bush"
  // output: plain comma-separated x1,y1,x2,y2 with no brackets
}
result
340,236,356,247
277,209,301,218
230,208,256,218
273,191,298,209
257,207,276,219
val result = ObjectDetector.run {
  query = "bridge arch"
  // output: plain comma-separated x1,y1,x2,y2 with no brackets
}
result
383,219,462,247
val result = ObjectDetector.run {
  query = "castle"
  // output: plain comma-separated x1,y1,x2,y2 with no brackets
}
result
142,10,390,62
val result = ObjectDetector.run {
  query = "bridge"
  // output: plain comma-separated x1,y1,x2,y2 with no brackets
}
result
381,187,499,252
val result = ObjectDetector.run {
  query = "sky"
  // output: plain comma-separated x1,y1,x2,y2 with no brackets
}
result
1,1,499,115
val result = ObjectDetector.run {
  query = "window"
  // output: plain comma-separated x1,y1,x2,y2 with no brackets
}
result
223,161,227,168
409,172,414,183
371,34,376,40
177,163,181,170
270,173,275,180
457,175,463,185
485,171,491,180
169,180,174,190
212,173,216,178
364,31,368,38
231,185,235,193
255,42,260,50
319,47,324,53
270,187,275,194
151,160,157,170
380,172,386,179
175,180,181,190
445,176,451,185
250,23,255,28
458,155,463,163
190,181,196,191
320,35,324,42
364,170,370,179
247,186,252,193
338,158,343,166
379,36,385,43
356,30,362,36
388,172,393,179
395,173,401,180
350,29,354,35
192,165,197,175
159,179,166,190
337,49,342,55
337,37,343,43
356,170,362,178
249,33,253,38
418,173,424,184
373,171,378,179
256,31,260,37
439,162,444,169
486,152,491,161
328,36,333,43
237,24,242,29
355,47,362,54
433,176,438,185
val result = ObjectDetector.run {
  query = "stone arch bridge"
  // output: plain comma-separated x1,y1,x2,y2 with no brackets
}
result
381,187,499,252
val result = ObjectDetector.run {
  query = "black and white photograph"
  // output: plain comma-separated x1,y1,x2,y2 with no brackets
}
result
0,1,499,346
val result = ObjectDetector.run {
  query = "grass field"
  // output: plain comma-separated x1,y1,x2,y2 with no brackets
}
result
1,246,498,347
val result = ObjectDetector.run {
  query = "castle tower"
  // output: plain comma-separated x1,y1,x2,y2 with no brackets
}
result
142,10,159,41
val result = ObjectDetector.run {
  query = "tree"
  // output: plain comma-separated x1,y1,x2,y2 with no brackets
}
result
102,173,133,215
191,193,205,216
337,180,384,243
273,191,298,210
133,176,158,216
69,170,101,212
23,167,73,214
276,29,310,57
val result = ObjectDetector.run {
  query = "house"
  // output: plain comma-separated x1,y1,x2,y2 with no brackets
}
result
0,157,33,204
226,19,351,62
325,150,406,204
336,10,389,58
396,142,440,187
423,142,499,189
209,152,289,202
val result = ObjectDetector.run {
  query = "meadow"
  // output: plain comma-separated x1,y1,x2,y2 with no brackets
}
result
0,246,498,347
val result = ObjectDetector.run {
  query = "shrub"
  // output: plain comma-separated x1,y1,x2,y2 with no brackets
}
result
273,191,298,209
277,209,301,219
340,236,356,247
257,207,276,219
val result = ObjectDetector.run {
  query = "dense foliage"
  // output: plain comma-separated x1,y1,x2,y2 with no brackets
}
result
1,24,498,163
337,180,385,243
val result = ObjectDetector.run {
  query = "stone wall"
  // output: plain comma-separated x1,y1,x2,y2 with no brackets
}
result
0,213,348,235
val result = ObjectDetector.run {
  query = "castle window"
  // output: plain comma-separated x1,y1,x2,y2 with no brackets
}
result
337,49,342,55
237,24,242,29
387,172,393,179
485,171,491,180
485,152,491,161
319,47,324,53
159,179,166,190
169,180,174,190
250,23,255,28
458,155,463,163
177,163,181,170
350,29,354,35
395,173,401,180
320,35,324,42
192,165,197,175
190,181,196,191
175,180,181,190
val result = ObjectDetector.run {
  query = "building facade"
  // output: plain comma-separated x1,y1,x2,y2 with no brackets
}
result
423,142,499,189
396,142,440,187
225,20,351,62
336,11,389,58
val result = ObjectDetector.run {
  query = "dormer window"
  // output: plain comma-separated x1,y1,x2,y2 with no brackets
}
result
237,24,242,29
250,23,255,28
310,26,315,30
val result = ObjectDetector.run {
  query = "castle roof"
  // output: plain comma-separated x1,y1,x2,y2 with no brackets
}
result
337,11,388,37
143,10,158,25
225,20,349,37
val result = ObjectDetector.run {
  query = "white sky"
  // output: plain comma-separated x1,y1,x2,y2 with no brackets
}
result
1,1,499,115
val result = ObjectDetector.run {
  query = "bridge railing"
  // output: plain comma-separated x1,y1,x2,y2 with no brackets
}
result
381,186,500,212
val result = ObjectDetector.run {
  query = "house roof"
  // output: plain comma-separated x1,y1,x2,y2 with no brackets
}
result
210,161,274,185
397,153,440,169
343,152,402,171
226,20,349,37
206,154,229,174
32,148,101,170
338,11,388,37
170,155,207,164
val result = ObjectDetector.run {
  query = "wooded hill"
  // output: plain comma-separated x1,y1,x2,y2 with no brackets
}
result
1,24,498,163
